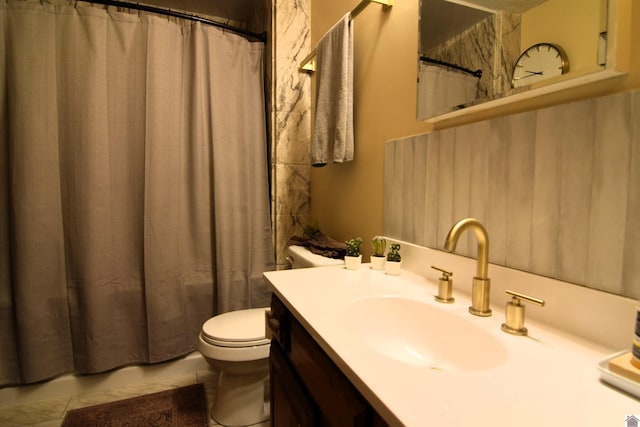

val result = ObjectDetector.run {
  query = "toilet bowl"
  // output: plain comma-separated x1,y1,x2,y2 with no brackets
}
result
198,245,343,426
198,308,270,426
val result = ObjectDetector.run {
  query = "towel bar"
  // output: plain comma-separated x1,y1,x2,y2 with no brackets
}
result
299,0,393,72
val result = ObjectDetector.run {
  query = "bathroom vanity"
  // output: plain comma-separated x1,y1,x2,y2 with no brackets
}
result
263,241,639,426
268,294,388,426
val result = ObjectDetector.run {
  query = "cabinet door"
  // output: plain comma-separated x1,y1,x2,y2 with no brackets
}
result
290,319,372,427
270,342,318,427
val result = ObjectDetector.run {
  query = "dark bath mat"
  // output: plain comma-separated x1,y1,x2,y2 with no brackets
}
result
61,383,208,426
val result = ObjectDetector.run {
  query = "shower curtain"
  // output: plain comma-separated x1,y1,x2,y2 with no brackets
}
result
417,62,479,119
0,0,275,386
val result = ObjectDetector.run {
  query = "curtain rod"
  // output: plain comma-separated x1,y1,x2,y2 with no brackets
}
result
420,56,482,78
299,0,393,72
84,0,267,42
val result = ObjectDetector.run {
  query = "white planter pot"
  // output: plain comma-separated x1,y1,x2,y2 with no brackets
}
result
385,260,402,276
344,255,362,270
370,255,386,270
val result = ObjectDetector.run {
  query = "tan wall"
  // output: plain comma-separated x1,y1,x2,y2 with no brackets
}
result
521,0,603,72
309,0,639,258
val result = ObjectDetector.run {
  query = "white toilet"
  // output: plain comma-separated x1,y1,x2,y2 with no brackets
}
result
198,245,343,427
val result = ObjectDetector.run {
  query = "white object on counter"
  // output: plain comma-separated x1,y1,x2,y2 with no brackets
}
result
598,350,640,399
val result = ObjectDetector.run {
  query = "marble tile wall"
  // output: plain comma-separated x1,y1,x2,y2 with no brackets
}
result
270,0,312,268
424,11,520,103
385,90,640,299
493,11,521,98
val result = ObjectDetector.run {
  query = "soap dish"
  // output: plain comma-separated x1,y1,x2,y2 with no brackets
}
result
598,350,640,399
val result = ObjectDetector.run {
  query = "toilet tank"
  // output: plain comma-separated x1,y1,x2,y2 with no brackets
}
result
286,245,344,269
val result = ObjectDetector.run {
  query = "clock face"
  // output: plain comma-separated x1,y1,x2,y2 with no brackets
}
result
511,43,569,88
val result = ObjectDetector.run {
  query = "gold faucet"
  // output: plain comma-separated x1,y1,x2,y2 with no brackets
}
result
444,218,492,317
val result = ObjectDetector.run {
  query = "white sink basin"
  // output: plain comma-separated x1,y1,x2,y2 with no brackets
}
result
342,296,508,372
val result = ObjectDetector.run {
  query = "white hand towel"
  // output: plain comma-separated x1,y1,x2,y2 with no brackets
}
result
311,13,354,167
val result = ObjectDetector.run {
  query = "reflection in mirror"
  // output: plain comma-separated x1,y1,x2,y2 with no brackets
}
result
417,0,608,121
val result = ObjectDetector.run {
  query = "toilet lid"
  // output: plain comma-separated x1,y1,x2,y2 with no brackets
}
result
202,307,270,348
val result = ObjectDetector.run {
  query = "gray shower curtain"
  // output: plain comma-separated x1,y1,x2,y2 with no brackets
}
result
0,0,275,386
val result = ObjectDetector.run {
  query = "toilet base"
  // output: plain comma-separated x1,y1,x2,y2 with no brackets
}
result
211,369,270,427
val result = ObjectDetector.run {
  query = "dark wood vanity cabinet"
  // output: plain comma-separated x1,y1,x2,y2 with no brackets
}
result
268,294,389,427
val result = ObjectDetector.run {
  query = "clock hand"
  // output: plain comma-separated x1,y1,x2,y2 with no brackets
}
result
513,70,544,80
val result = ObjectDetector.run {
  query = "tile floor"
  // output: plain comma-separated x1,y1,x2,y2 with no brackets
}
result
0,367,270,427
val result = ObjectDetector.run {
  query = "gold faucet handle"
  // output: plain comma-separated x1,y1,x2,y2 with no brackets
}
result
431,266,455,303
501,290,545,336
505,290,545,307
430,265,453,279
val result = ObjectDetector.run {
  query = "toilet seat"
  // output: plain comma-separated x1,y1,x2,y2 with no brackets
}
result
201,307,270,348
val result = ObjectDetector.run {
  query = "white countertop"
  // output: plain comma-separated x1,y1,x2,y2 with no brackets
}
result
263,264,640,426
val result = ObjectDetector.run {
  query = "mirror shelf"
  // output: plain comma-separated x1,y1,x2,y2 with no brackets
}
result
423,68,626,123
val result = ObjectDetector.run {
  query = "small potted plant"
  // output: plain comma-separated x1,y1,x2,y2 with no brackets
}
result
370,236,386,270
344,237,363,270
385,243,402,275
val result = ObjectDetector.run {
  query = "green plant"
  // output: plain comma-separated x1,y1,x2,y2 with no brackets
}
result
372,236,386,257
386,243,401,262
345,237,363,257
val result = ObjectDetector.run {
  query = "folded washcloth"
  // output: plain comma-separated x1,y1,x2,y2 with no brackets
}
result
311,13,354,167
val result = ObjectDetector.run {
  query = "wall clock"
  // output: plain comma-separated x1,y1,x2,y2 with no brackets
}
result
511,43,569,88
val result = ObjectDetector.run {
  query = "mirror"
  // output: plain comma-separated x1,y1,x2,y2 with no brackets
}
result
417,0,617,121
